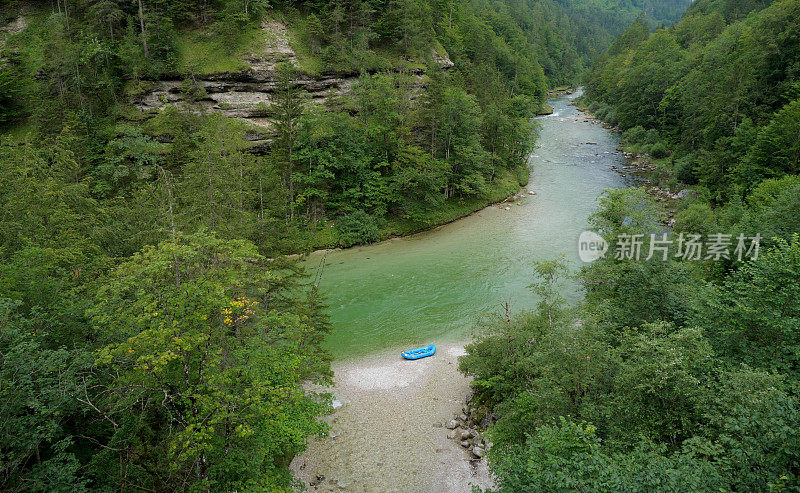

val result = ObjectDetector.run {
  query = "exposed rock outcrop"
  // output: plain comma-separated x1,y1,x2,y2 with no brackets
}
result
1,14,28,58
133,19,455,133
432,47,454,70
134,74,359,127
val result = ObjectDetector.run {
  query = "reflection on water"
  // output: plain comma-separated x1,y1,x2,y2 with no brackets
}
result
307,91,626,359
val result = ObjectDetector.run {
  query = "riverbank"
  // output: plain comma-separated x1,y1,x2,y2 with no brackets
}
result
572,97,696,225
283,165,529,255
290,344,492,492
290,186,535,261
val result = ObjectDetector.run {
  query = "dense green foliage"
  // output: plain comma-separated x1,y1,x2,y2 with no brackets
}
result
0,0,698,489
89,232,331,490
288,0,691,84
465,2,800,485
461,189,800,491
0,0,557,252
584,0,800,201
0,227,333,490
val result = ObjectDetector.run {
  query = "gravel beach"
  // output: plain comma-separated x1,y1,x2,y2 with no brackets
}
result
290,344,493,492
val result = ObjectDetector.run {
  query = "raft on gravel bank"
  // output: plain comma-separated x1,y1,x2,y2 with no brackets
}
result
402,345,437,360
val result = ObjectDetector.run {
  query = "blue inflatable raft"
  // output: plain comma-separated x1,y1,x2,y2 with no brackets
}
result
402,345,437,360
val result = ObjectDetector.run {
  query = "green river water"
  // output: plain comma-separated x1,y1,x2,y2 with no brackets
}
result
306,92,627,360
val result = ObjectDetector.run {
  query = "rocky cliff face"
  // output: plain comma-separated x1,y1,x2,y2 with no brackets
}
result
134,73,359,127
133,20,453,133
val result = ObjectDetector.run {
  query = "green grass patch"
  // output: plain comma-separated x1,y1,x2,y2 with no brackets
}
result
174,23,266,75
284,25,323,76
3,7,55,78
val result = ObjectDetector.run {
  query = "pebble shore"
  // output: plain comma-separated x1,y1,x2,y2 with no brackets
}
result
290,344,493,492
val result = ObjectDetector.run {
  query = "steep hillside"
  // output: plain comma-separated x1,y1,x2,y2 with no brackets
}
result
0,0,695,258
584,0,800,204
458,3,800,491
683,0,775,21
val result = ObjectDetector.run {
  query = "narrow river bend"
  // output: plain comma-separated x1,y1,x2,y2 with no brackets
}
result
308,91,627,360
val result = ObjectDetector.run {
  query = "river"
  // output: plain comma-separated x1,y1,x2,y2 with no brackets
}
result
292,91,628,492
306,90,627,360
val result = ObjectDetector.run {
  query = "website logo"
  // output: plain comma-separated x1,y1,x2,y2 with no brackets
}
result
578,231,608,263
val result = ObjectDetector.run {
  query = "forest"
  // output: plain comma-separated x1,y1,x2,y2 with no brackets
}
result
459,0,800,490
6,0,796,490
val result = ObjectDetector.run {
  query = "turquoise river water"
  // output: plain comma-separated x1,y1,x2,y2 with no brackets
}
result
306,92,627,360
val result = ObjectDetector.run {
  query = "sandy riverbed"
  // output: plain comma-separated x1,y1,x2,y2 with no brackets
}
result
290,344,493,492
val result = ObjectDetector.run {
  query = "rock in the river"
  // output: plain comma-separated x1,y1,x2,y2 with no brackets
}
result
460,429,471,440
447,429,460,439
446,419,458,429
473,446,485,458
460,440,470,448
459,413,467,421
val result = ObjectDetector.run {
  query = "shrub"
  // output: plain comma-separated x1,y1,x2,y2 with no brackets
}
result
644,128,660,145
252,101,269,117
650,141,669,158
321,46,341,66
0,67,25,127
178,78,208,102
622,125,646,144
675,155,698,184
336,210,381,247
605,109,619,125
